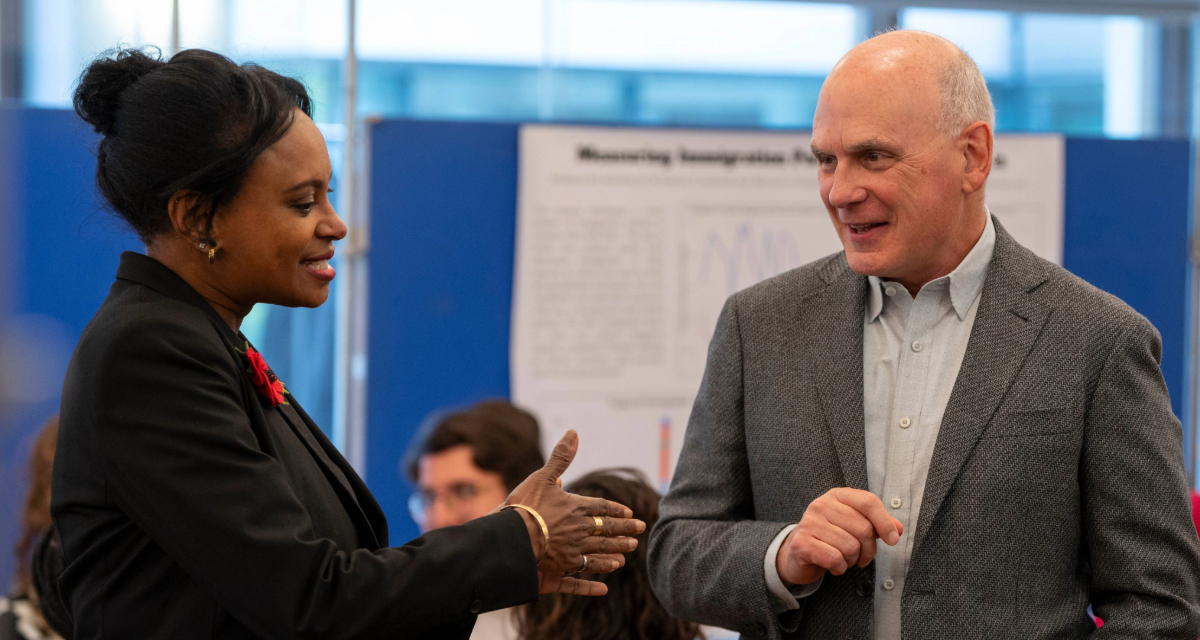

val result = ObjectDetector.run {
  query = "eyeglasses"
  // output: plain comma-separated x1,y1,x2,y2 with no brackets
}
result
407,482,501,526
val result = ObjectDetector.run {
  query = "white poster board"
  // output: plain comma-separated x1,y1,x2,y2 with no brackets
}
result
511,124,1063,487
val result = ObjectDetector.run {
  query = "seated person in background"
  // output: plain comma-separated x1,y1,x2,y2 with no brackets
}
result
517,469,703,640
405,399,546,639
405,399,545,530
1,416,68,640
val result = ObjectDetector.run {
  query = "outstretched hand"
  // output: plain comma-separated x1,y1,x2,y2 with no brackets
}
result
505,430,646,595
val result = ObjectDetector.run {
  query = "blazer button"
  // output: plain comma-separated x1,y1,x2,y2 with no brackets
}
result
754,622,767,636
469,599,482,614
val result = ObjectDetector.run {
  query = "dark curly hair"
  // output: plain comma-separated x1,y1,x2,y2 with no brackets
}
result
516,469,703,640
404,399,544,492
73,46,311,243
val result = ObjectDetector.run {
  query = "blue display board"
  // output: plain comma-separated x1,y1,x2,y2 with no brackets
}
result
0,106,141,586
366,122,520,542
368,120,1193,543
1063,138,1191,424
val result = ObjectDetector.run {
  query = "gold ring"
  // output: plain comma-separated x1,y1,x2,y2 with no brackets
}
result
592,516,604,536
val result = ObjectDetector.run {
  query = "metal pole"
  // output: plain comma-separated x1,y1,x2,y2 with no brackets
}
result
169,0,180,58
537,0,555,120
0,0,25,99
334,0,365,472
342,0,358,250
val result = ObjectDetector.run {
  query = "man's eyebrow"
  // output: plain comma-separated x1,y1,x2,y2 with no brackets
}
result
809,139,897,156
844,138,896,153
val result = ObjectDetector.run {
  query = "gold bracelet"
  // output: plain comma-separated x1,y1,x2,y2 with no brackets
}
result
503,504,550,564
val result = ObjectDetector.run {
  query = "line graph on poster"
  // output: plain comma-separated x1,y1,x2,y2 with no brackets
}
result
697,223,805,297
674,211,840,380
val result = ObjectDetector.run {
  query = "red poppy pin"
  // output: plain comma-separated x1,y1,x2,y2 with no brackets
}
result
238,342,289,407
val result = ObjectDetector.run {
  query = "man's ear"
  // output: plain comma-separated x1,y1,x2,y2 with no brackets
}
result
166,190,210,244
960,121,993,195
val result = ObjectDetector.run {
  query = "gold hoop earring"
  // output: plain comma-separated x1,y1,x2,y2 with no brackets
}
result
198,242,217,265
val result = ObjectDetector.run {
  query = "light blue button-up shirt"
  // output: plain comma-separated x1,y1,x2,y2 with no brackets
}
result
765,213,997,639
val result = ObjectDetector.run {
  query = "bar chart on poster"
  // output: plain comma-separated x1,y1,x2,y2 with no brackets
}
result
510,124,1064,488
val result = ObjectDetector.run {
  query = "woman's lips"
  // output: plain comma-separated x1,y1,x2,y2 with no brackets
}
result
301,258,336,281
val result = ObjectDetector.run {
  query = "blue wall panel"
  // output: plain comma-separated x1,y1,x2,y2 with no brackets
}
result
0,106,140,587
8,108,138,332
1063,138,1190,426
367,120,520,543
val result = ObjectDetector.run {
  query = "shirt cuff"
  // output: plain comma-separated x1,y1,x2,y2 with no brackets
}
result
764,524,823,612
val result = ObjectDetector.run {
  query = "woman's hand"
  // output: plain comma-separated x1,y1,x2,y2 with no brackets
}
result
505,430,645,596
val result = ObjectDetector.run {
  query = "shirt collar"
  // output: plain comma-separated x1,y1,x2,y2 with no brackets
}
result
866,212,997,322
867,273,886,322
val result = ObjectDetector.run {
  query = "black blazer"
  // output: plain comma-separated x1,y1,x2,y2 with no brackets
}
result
51,253,538,639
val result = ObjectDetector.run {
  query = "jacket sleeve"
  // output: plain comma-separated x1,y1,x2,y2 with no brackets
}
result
647,295,799,639
92,313,538,640
1084,314,1200,638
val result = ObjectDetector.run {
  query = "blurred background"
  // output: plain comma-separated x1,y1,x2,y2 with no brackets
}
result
1,0,1198,596
8,1,1177,132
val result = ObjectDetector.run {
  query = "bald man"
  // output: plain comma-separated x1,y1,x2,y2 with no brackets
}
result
648,30,1200,640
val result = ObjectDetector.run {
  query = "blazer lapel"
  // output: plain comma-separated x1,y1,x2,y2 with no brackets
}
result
289,399,391,546
911,225,1052,557
275,401,382,549
803,256,871,491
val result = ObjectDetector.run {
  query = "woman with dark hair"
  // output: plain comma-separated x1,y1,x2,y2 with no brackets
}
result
517,469,702,640
51,47,643,640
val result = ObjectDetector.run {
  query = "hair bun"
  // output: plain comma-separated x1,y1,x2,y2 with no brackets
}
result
74,47,164,136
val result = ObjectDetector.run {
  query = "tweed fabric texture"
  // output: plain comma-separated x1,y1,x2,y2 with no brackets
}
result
647,218,1200,640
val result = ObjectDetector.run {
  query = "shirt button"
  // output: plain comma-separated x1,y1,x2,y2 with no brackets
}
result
883,578,895,590
911,341,923,352
890,497,902,508
899,417,911,428
884,286,897,296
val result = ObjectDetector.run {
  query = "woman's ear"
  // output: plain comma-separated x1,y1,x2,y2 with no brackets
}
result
166,190,211,244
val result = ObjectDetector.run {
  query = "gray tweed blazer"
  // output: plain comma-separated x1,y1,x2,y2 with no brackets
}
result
648,218,1200,639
